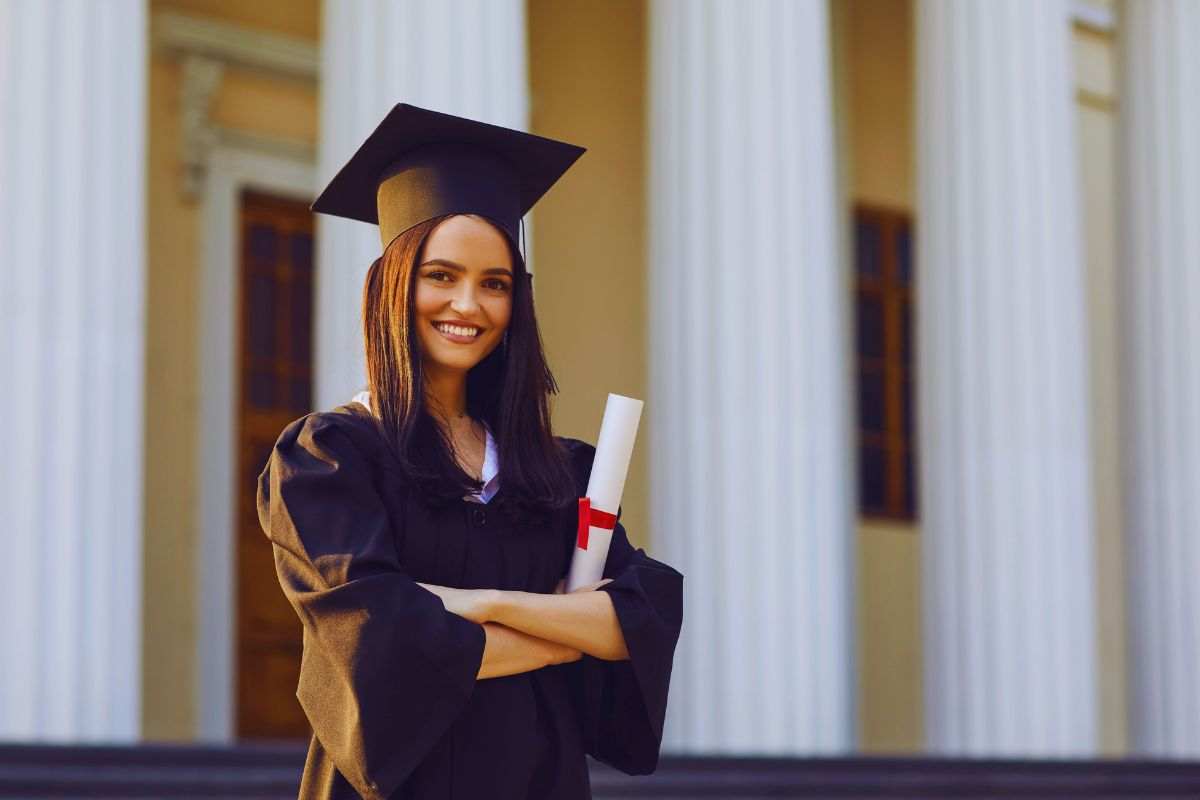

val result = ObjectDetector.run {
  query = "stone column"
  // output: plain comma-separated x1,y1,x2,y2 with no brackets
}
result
1117,0,1200,757
0,0,147,739
315,0,530,408
648,0,855,752
915,0,1097,754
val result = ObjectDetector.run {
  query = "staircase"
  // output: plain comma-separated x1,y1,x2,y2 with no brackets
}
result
2,743,1199,798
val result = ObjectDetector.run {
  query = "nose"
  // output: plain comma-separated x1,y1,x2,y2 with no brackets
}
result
449,282,481,316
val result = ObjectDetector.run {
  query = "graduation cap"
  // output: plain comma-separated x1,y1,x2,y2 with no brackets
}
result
311,102,587,256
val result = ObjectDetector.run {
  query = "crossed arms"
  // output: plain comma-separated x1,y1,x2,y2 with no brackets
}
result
416,579,630,680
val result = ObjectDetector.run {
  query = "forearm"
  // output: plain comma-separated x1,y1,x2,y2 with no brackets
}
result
476,621,579,680
491,590,629,662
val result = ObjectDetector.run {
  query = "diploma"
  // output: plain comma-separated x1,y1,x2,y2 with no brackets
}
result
565,393,643,592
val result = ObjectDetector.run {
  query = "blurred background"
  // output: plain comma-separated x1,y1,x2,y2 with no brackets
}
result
2,0,1198,782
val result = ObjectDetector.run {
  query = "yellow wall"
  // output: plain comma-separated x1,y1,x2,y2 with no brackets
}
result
142,0,319,740
143,44,200,741
527,0,650,548
845,0,914,211
837,0,923,753
154,0,318,40
1075,19,1124,756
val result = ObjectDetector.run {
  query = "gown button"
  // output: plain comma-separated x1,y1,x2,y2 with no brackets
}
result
473,507,487,526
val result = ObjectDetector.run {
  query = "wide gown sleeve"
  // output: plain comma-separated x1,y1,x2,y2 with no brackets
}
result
566,440,684,775
257,411,486,800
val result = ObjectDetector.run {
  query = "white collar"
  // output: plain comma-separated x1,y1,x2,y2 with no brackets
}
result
351,389,499,503
474,425,500,503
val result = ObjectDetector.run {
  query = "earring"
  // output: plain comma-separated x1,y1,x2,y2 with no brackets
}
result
502,329,510,357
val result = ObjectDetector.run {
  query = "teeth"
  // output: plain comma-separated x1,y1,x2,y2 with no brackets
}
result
436,323,480,337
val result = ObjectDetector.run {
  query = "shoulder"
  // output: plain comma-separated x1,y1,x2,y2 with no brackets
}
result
554,435,597,491
270,403,387,469
554,435,596,463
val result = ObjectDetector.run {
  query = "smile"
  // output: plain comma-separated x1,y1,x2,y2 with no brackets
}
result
433,321,483,343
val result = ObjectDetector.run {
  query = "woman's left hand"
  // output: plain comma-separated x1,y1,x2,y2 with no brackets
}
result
417,583,497,625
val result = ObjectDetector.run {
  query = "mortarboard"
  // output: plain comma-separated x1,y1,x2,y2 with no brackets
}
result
311,102,587,255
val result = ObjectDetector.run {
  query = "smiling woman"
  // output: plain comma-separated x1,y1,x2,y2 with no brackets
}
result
415,219,513,372
361,209,575,518
256,103,683,800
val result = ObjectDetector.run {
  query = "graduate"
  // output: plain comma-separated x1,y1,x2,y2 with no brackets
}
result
256,103,684,800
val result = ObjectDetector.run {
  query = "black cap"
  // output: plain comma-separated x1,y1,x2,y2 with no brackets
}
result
311,102,587,253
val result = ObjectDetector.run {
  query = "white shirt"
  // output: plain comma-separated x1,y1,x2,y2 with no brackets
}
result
351,389,499,504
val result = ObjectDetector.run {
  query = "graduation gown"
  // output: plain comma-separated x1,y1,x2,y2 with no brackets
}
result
256,402,684,799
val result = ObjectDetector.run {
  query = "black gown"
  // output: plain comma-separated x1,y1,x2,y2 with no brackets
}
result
256,402,684,799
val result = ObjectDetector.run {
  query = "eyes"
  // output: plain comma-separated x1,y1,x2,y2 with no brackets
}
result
424,270,511,293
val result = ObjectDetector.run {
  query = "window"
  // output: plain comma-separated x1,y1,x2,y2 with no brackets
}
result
854,204,917,521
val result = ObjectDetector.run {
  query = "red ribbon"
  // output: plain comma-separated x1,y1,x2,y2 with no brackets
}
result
577,496,617,550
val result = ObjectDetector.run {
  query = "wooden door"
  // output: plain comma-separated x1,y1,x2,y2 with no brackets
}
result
235,189,315,739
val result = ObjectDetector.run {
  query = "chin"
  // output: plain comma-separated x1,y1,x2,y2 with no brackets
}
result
428,355,475,372
423,346,484,372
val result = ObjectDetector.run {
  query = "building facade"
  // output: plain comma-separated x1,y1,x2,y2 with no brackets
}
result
2,0,1197,760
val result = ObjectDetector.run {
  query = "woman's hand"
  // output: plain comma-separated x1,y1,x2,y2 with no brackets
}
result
417,583,498,625
552,577,614,594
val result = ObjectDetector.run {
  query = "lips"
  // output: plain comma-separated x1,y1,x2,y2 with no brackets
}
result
432,320,483,344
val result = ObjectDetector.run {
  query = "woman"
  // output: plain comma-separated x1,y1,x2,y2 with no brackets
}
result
257,103,684,800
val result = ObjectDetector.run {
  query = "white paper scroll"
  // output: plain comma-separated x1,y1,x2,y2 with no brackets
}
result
565,393,644,592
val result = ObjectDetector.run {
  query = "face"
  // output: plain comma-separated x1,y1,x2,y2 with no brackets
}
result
413,214,515,374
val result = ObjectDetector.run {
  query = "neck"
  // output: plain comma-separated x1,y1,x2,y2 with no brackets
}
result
422,363,468,425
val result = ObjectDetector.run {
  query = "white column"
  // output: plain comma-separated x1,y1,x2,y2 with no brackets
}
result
1117,0,1200,758
915,0,1096,754
315,0,530,408
649,0,855,752
0,0,147,740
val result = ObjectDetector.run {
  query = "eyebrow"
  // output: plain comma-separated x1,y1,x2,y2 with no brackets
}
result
419,258,513,278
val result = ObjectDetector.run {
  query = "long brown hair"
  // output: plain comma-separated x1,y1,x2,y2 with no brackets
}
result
361,213,576,524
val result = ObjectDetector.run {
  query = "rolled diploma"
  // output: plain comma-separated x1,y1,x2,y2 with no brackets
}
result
565,393,643,592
